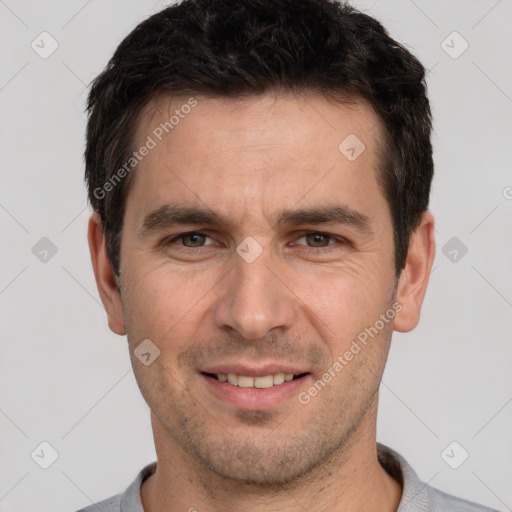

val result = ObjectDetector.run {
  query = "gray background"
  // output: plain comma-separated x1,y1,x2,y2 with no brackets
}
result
0,1,511,511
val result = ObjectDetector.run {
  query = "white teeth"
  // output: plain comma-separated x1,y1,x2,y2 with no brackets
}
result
254,375,274,389
215,372,299,388
238,375,254,388
273,373,285,385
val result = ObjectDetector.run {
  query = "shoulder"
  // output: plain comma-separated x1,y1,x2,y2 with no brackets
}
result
377,444,500,512
74,461,156,512
426,485,500,512
75,493,122,512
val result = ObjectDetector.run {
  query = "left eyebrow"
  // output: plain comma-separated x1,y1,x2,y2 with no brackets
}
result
139,203,374,237
276,205,374,236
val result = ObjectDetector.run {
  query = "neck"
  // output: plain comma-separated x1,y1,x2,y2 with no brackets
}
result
141,398,402,512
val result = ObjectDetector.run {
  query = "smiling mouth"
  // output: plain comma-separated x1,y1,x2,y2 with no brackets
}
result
202,372,309,389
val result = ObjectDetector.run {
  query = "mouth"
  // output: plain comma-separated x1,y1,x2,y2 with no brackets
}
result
202,372,309,389
200,364,312,409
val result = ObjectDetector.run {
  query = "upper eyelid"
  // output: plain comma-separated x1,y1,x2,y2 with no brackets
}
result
169,231,213,239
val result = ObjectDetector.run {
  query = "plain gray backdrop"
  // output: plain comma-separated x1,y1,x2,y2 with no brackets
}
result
1,1,511,511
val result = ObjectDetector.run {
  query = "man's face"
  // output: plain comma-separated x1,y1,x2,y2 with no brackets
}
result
118,93,398,483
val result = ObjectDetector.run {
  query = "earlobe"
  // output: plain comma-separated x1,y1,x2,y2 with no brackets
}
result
87,213,126,335
393,211,436,333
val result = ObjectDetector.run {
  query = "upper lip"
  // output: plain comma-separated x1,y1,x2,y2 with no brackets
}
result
201,363,309,377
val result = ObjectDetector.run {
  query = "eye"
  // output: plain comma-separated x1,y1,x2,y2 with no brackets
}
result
166,232,214,248
295,232,340,248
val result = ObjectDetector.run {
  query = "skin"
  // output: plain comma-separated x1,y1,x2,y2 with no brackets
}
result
88,92,435,511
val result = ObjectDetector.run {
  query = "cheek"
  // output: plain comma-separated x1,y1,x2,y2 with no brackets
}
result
122,261,221,342
286,261,392,352
307,282,378,333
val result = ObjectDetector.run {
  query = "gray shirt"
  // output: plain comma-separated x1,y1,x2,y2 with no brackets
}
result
76,444,498,511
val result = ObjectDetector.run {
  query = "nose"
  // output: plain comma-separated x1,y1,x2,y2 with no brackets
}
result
212,249,297,341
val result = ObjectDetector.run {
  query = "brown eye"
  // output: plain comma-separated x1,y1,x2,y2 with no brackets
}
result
304,233,332,247
180,233,207,247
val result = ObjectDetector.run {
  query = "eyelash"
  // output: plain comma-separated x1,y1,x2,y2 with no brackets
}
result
164,231,348,252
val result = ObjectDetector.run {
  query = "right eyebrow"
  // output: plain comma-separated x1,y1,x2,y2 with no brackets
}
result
139,204,233,237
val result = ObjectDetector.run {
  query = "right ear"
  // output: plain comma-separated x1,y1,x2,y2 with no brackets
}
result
87,213,126,335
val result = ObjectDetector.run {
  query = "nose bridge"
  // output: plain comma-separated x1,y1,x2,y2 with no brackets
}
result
212,246,296,340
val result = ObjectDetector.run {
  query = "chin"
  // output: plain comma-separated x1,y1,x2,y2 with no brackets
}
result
189,436,333,486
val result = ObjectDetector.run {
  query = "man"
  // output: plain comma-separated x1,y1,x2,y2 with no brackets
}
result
79,0,498,510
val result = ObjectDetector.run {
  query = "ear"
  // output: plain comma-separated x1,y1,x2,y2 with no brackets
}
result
393,211,436,333
87,213,126,335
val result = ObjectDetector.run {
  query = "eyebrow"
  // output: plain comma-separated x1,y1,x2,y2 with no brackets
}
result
139,203,373,237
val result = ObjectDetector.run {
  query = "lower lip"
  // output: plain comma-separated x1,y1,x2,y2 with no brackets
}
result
201,374,310,409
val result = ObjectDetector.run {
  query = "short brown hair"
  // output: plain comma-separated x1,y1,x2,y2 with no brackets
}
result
85,0,433,279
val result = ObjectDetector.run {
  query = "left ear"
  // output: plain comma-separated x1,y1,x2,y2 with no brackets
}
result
393,211,436,333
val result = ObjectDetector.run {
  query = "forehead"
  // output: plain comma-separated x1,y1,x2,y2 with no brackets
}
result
136,92,382,154
127,92,388,229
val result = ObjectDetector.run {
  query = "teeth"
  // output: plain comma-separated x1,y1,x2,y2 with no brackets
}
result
238,375,254,388
273,373,285,385
254,375,274,388
216,372,298,388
